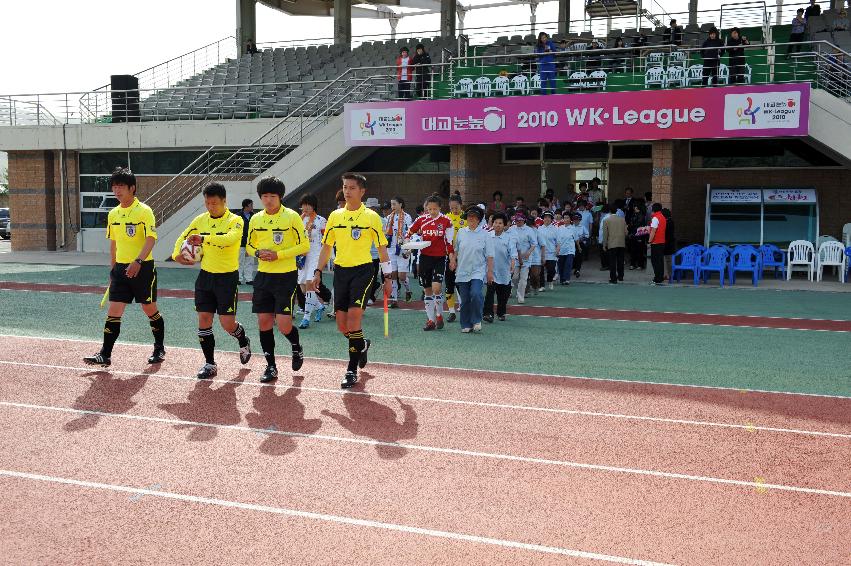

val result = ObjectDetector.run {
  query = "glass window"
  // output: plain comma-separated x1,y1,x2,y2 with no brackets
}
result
81,211,109,229
503,145,542,162
79,152,128,174
763,204,817,247
79,176,112,193
129,151,204,174
544,143,609,161
611,144,652,160
352,147,450,172
691,140,840,168
708,204,762,245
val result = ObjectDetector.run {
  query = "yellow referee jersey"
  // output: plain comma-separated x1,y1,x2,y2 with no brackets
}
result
171,210,244,273
106,198,157,263
446,211,466,245
322,204,388,267
245,206,309,273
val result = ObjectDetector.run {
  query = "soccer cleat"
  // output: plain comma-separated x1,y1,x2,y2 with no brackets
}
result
83,352,111,367
260,365,278,383
483,314,494,323
436,315,445,329
298,318,310,329
423,320,436,331
196,363,217,380
314,305,325,322
367,299,374,306
291,346,304,372
498,315,506,321
446,312,456,323
574,270,581,279
147,347,166,364
405,290,412,302
389,301,398,309
341,371,358,389
239,338,252,365
358,339,370,369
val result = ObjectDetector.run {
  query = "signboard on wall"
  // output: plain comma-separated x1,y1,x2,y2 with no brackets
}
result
763,188,817,203
710,189,762,203
345,83,810,146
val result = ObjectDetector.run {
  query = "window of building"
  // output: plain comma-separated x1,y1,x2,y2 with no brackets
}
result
690,140,840,169
352,147,450,172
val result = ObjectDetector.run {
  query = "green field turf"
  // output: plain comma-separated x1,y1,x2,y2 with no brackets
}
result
1,284,849,397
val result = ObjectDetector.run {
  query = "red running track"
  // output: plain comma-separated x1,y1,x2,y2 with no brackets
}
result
3,280,851,332
0,336,849,565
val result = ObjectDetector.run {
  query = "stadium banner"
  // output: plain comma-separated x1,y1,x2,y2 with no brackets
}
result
344,83,809,146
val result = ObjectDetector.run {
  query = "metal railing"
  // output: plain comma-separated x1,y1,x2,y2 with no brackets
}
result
0,96,62,126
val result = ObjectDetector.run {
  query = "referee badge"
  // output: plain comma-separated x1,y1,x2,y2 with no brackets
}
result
125,224,136,237
351,227,362,240
272,230,284,245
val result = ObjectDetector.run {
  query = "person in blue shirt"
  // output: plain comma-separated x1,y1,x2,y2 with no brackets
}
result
535,32,558,94
555,217,579,285
508,213,537,304
454,206,494,333
484,212,516,322
538,211,559,290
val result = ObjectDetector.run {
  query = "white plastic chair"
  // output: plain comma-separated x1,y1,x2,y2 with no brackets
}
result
647,52,664,68
842,223,851,247
531,73,541,92
716,63,730,85
511,74,529,95
669,51,687,67
817,241,847,282
686,64,704,85
743,63,753,84
454,77,473,97
666,66,686,87
569,42,589,51
473,76,491,97
588,70,607,90
492,75,510,95
568,71,588,90
645,66,665,88
787,240,815,281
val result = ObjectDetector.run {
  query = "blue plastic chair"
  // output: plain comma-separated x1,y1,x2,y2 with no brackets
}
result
671,244,703,285
846,246,851,283
758,244,786,279
699,246,730,287
730,245,761,287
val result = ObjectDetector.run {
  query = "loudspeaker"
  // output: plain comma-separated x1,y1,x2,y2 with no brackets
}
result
110,75,140,123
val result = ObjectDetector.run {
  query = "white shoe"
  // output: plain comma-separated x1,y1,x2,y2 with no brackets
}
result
473,323,482,332
517,297,525,304
538,287,545,292
548,283,554,290
461,327,472,333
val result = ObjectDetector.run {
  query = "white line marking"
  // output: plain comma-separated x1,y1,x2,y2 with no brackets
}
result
1,360,848,440
3,400,850,499
2,333,849,400
0,468,676,566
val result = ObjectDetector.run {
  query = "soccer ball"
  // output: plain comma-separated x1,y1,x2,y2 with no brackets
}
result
180,239,202,263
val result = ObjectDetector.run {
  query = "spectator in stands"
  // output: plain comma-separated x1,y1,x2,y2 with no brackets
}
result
833,9,849,31
662,208,676,281
804,0,821,20
632,32,650,58
396,47,413,100
412,43,432,99
648,203,667,285
664,19,683,46
246,39,259,55
603,204,628,284
701,28,724,85
787,9,808,60
726,28,750,84
535,32,559,94
491,191,506,213
609,37,628,72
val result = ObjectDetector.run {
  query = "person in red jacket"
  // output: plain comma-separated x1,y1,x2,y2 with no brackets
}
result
396,47,413,100
648,203,667,285
405,193,455,330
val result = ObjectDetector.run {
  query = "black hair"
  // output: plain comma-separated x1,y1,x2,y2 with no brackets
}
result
341,172,367,188
515,196,525,202
335,189,345,203
110,167,136,191
416,43,425,51
644,191,652,199
465,205,484,222
425,193,442,207
381,201,392,210
608,204,619,214
662,208,672,219
708,27,719,35
256,176,286,198
392,196,405,208
493,190,503,199
797,8,804,13
625,186,634,194
415,205,424,215
300,193,318,209
400,46,409,53
578,182,588,188
652,203,663,213
449,194,463,205
241,198,253,209
202,182,227,199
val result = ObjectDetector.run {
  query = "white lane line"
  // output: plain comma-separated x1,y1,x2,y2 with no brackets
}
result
0,469,675,566
3,400,850,500
3,333,850,400
1,359,848,440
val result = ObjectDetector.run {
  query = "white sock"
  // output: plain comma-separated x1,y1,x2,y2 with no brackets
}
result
303,291,317,318
434,294,444,317
424,295,435,321
391,280,398,301
400,276,410,292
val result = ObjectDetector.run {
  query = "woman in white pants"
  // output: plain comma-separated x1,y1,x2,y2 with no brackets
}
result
297,194,327,329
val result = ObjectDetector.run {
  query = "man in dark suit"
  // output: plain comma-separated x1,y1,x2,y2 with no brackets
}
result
232,198,255,285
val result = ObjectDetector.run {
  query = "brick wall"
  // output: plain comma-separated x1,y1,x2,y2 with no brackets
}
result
609,162,653,200
8,151,57,251
450,145,541,208
313,172,449,215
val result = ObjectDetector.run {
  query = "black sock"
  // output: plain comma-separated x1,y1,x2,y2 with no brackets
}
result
259,329,276,367
229,322,248,347
198,327,215,365
347,330,365,372
102,316,121,357
148,311,165,349
283,326,300,351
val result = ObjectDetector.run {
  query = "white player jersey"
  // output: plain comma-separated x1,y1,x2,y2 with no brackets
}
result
302,213,327,250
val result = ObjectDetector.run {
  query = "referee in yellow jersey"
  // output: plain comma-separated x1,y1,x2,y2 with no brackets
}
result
246,177,310,383
172,182,252,379
311,173,391,389
84,168,166,367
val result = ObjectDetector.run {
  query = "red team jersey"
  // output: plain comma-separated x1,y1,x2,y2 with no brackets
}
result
407,214,455,257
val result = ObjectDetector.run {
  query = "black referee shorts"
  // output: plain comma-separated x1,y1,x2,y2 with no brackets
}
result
195,270,239,315
333,263,375,312
109,261,157,304
418,254,446,288
252,271,299,316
